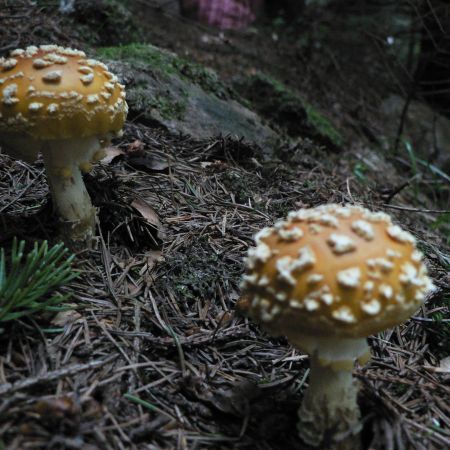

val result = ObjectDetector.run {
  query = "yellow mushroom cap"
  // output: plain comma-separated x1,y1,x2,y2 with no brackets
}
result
0,45,127,140
241,204,435,339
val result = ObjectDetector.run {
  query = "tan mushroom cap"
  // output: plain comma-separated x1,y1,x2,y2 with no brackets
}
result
0,45,127,140
241,204,434,339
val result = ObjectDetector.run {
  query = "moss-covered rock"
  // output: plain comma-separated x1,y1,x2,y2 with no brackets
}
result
234,72,343,148
101,44,279,154
98,43,230,99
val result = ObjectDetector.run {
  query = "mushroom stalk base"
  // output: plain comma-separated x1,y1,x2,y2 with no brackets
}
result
42,137,100,244
290,336,368,450
298,356,362,449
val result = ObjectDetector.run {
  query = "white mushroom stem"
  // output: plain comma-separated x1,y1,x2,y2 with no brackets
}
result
41,136,103,243
298,355,361,449
290,335,369,449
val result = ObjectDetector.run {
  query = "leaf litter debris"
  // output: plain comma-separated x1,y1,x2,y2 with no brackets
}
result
0,119,448,449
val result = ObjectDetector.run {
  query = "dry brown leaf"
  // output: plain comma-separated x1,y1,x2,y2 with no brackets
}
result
145,250,164,270
185,326,202,336
126,139,145,154
51,309,82,327
101,146,124,164
215,311,233,325
200,160,228,171
33,396,78,418
131,198,162,229
127,153,170,172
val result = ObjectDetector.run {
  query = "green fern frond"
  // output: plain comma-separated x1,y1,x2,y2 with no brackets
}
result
0,238,78,324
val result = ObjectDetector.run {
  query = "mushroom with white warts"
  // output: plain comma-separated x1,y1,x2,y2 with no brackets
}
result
0,45,128,244
241,204,435,449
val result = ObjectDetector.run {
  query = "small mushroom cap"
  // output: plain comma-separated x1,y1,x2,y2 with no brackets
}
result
241,204,434,339
0,45,127,140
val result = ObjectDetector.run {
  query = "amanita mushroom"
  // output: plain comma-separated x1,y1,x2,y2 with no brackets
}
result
0,45,127,244
241,204,434,449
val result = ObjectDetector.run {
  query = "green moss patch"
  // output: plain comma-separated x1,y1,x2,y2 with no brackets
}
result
129,86,187,121
303,100,343,147
234,72,343,148
97,43,229,99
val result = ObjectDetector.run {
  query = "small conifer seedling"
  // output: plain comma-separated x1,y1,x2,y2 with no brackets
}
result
0,238,77,327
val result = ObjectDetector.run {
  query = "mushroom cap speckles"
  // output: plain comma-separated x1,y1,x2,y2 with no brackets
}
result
33,58,53,69
0,58,18,71
351,219,374,240
241,204,435,339
42,70,63,83
0,45,127,140
327,233,356,254
336,267,361,288
28,102,44,112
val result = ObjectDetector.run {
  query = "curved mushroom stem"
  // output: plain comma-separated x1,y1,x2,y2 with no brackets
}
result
42,136,103,244
290,335,369,449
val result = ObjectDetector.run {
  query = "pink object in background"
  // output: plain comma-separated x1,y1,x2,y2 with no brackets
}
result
182,0,263,30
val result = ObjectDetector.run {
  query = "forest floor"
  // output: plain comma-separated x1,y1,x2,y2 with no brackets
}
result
0,1,449,449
